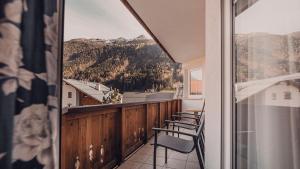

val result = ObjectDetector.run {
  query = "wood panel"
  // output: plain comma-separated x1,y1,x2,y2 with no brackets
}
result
61,117,88,169
61,109,119,169
79,91,101,106
167,101,172,120
121,105,146,158
159,102,167,127
147,103,159,139
62,99,181,169
171,100,178,115
177,99,182,112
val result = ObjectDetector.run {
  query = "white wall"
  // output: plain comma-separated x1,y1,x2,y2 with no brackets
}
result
205,0,223,168
182,58,205,98
62,82,78,107
182,98,205,111
182,58,206,111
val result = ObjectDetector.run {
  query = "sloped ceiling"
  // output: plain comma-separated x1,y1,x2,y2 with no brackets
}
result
123,0,205,64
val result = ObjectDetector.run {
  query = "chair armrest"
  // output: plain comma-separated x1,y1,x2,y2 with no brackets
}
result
165,120,199,127
172,115,199,120
177,112,202,117
152,128,197,138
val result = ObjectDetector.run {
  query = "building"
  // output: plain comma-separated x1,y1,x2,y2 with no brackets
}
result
236,73,300,107
62,79,110,107
261,82,300,107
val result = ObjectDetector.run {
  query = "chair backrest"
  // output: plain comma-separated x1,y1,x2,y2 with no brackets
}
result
196,100,205,124
201,99,205,113
195,119,205,141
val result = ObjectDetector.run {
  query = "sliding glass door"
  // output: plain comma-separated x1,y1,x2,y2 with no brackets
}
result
233,0,300,169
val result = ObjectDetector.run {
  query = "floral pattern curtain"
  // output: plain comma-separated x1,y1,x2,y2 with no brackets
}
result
0,0,59,168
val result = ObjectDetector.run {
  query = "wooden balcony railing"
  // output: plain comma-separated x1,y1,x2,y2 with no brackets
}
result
61,99,182,169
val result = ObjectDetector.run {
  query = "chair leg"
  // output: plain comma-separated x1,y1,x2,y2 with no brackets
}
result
165,148,168,163
177,127,180,137
194,139,204,169
153,146,157,169
172,124,175,136
154,132,158,169
199,139,204,159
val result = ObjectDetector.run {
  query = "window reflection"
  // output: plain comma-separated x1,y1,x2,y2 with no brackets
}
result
234,0,300,169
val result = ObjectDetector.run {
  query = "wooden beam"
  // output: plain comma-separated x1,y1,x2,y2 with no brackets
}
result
121,0,176,63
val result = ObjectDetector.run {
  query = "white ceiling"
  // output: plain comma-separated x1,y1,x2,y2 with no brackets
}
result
126,0,205,63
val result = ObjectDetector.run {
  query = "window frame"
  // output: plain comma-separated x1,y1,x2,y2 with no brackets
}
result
271,93,277,100
188,67,204,98
284,91,292,100
68,91,72,98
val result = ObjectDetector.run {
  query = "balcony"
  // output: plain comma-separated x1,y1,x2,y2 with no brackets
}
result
61,99,187,169
118,130,200,169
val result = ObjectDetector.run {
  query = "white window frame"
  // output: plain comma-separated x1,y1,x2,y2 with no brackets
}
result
205,0,233,169
223,1,234,169
205,0,223,169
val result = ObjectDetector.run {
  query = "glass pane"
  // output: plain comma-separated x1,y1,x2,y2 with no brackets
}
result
233,0,300,169
190,69,203,95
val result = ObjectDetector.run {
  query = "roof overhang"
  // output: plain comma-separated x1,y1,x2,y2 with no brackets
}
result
121,0,205,64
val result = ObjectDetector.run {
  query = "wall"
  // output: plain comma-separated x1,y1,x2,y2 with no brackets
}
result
182,58,205,111
182,58,206,98
62,82,78,107
78,91,101,106
205,0,223,168
182,98,205,111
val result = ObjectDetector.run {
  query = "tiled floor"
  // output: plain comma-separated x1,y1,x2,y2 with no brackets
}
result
117,127,201,169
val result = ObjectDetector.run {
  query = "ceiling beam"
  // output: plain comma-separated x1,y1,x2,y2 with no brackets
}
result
121,0,176,63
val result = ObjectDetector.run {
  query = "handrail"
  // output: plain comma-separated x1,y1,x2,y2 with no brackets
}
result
64,99,181,115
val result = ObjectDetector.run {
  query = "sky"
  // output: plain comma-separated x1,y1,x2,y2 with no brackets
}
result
64,0,151,41
236,0,300,34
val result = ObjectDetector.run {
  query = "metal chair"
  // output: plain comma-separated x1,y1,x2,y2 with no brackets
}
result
152,120,205,169
165,117,205,159
168,100,205,139
173,100,205,125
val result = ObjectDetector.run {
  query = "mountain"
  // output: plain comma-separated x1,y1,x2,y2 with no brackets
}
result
63,36,182,92
235,31,300,82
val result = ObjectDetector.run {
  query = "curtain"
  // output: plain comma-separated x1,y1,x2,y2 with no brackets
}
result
0,0,59,168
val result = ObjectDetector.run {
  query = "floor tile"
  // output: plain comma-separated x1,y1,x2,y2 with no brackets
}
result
163,159,186,169
117,161,143,169
128,154,151,163
138,163,163,169
187,151,199,162
145,156,166,167
185,162,201,169
169,152,189,161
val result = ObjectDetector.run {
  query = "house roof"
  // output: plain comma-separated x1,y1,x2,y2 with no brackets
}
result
235,73,300,102
121,0,205,64
63,79,110,102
